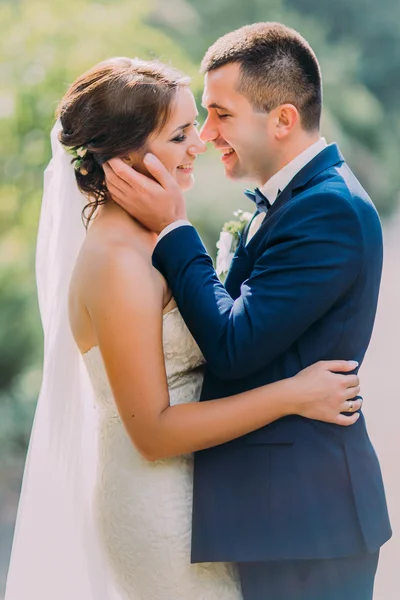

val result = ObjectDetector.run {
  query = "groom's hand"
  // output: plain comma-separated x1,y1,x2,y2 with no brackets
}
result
103,154,188,234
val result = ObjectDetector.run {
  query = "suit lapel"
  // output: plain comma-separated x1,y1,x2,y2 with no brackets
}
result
224,234,252,299
225,144,345,296
245,144,346,245
242,211,258,245
225,209,260,295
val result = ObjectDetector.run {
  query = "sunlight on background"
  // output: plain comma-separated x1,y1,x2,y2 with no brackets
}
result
1,1,399,597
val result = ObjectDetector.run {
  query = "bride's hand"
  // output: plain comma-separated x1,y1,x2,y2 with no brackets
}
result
292,360,362,426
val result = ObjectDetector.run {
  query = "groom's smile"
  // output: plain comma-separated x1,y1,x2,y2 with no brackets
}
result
221,147,237,163
200,62,274,184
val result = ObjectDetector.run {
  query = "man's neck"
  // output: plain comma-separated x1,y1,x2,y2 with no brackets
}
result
259,132,321,187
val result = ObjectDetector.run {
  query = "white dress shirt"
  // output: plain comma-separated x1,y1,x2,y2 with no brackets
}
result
158,138,328,244
246,138,327,244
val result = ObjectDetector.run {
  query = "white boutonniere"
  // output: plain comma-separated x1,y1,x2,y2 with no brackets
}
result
216,210,253,280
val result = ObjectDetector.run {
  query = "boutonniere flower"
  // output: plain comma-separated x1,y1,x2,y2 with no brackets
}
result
216,209,253,280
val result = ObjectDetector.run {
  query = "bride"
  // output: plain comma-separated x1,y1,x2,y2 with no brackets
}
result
5,57,361,600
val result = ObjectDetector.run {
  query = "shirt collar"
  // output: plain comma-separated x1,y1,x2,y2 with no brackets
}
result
260,138,328,205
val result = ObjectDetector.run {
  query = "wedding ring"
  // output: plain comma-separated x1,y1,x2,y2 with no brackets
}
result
348,401,354,412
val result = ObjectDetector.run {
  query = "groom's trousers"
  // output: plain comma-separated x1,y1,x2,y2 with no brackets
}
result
238,551,379,600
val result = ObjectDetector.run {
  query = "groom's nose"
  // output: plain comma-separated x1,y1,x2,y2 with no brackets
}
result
199,116,218,143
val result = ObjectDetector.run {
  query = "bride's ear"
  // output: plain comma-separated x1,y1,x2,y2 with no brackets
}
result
121,155,133,166
120,151,152,178
120,151,146,172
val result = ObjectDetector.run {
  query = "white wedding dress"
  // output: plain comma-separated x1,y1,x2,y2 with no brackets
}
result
82,307,242,600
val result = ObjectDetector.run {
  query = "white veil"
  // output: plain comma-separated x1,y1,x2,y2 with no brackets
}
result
5,122,116,599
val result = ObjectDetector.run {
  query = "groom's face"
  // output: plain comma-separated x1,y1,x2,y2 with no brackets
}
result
201,63,276,184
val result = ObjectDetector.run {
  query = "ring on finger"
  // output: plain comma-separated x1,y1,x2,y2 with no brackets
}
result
348,400,354,412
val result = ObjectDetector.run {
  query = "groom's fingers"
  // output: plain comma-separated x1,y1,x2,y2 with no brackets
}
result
106,158,155,196
143,153,177,190
104,177,125,203
103,161,134,196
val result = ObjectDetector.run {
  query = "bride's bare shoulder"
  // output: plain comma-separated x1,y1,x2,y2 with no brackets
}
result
73,214,164,306
69,212,165,353
84,229,151,276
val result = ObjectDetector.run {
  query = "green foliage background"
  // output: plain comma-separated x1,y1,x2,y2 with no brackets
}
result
1,0,399,458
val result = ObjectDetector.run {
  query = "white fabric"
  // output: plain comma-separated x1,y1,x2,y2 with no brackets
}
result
260,137,327,204
157,218,192,242
246,138,328,245
81,309,242,599
5,122,114,600
245,212,267,245
5,122,241,599
216,231,236,276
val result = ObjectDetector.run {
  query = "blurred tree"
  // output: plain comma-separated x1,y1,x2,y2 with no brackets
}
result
150,0,400,215
0,0,198,453
283,0,400,113
1,0,399,456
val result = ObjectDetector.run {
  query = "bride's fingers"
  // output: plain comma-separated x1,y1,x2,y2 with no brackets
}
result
343,383,361,399
322,359,358,373
337,374,359,391
340,396,363,413
335,412,360,427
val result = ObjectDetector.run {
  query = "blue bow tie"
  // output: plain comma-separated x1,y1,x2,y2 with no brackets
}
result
244,187,272,213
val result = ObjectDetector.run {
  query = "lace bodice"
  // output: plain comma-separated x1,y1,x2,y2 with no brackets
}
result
82,307,242,600
84,307,205,417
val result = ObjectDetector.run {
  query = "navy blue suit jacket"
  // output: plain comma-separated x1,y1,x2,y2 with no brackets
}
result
153,144,391,563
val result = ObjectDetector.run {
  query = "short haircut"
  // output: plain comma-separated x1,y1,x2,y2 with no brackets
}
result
201,22,322,131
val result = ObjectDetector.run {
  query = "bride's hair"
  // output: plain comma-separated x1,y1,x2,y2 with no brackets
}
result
56,57,190,224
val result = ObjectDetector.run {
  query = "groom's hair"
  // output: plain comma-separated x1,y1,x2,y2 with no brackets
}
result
201,23,322,131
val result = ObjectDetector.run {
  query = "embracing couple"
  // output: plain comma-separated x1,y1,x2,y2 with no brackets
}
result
6,22,391,600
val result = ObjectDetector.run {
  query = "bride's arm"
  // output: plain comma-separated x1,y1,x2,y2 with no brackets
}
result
86,246,361,461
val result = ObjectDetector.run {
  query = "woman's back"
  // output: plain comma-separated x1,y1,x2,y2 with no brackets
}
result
69,202,165,355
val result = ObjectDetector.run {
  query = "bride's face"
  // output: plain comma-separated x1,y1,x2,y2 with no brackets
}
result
124,87,206,191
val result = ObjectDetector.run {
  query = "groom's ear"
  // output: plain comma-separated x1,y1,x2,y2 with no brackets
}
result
274,104,299,139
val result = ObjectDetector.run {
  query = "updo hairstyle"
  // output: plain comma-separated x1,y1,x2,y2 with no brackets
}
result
56,57,190,224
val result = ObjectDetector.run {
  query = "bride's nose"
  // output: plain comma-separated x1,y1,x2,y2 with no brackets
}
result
188,137,206,155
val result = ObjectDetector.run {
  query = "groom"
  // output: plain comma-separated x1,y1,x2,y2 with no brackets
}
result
104,23,391,600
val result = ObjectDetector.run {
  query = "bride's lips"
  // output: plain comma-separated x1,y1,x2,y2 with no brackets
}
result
177,161,194,174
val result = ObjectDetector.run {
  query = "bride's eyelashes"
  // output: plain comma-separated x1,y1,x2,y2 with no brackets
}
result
171,133,187,143
170,120,200,144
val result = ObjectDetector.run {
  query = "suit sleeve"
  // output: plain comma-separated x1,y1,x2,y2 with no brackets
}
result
152,194,363,380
